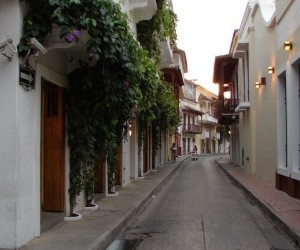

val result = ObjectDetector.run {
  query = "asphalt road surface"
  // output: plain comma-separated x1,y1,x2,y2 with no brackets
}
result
110,155,298,250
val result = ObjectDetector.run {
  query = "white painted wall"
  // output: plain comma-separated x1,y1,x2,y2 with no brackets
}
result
0,2,74,247
130,118,139,179
0,1,41,248
0,0,164,248
250,4,277,183
122,136,130,186
276,0,300,181
234,0,300,187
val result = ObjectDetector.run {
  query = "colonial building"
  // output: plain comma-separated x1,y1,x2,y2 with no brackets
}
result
178,79,203,156
196,85,221,154
0,0,184,248
161,49,187,162
214,0,300,199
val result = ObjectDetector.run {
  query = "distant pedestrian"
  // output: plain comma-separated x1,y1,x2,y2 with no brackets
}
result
191,145,198,160
193,145,198,155
170,143,177,163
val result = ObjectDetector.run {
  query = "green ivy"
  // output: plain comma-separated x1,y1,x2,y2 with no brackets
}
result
151,81,180,167
216,125,230,144
18,0,54,57
19,0,179,213
137,0,178,63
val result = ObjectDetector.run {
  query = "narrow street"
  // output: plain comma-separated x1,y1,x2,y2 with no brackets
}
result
110,155,298,250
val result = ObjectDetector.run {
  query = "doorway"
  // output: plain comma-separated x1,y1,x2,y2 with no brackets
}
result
41,79,65,230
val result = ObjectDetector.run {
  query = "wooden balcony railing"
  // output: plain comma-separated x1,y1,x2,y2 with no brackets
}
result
212,98,239,125
223,98,239,114
182,124,202,134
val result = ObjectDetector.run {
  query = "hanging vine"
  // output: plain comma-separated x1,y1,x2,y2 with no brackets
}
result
19,0,180,214
137,0,178,63
151,81,180,168
136,0,179,168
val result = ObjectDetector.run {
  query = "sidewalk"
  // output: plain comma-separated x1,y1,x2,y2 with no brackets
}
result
20,156,189,250
215,155,300,245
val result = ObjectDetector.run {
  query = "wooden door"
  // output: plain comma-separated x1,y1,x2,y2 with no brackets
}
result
95,150,105,193
115,143,122,185
41,80,65,212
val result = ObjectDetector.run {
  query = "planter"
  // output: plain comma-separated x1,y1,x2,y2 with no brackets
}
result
106,191,119,197
84,203,99,210
64,213,82,221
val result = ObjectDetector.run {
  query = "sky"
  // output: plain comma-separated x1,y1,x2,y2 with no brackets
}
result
172,0,249,94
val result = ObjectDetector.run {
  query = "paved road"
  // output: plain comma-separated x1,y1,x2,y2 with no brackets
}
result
110,155,298,250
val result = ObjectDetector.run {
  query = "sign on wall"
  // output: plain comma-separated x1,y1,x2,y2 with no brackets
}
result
19,64,35,91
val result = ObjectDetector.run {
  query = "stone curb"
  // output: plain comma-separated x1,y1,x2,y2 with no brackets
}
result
214,159,300,246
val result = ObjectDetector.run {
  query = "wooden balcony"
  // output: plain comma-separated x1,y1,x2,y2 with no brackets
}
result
212,98,239,125
223,98,239,114
182,124,202,134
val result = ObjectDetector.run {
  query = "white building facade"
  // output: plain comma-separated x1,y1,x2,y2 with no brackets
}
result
0,0,172,248
196,85,221,154
178,79,203,156
229,0,300,198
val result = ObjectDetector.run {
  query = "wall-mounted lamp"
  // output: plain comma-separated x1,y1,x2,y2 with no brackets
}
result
284,41,292,51
256,77,266,89
268,66,275,74
128,120,132,136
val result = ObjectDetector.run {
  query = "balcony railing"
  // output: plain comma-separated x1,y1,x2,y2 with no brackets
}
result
202,113,218,125
212,98,239,125
182,124,202,134
223,98,239,114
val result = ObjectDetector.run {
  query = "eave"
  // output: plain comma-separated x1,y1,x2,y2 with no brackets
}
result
162,66,184,86
235,102,250,112
213,54,238,84
182,105,204,116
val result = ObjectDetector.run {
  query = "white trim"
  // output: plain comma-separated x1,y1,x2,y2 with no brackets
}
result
235,102,250,112
277,167,290,177
238,2,254,35
290,50,300,65
276,64,287,77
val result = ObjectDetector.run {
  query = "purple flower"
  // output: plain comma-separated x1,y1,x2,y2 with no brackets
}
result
65,33,75,43
64,29,80,43
73,29,81,38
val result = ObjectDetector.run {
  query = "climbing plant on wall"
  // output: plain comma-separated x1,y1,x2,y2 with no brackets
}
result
137,0,180,168
19,0,179,215
151,81,180,168
137,0,178,63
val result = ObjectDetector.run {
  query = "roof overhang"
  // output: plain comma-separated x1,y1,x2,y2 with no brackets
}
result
233,40,249,58
173,49,188,73
213,54,238,84
159,39,173,68
198,94,212,102
129,0,157,23
162,66,184,86
235,102,250,112
236,40,249,51
182,106,204,116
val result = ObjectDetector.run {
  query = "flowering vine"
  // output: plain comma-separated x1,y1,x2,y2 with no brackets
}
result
19,0,179,215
